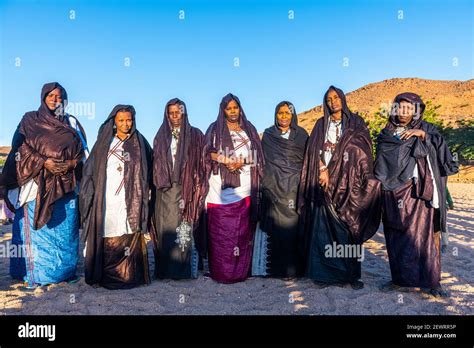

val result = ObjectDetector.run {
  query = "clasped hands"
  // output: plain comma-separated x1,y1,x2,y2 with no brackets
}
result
44,158,78,176
213,153,251,173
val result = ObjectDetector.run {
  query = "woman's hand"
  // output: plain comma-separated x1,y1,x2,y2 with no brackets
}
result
65,159,78,172
225,161,244,173
319,167,329,191
44,158,68,175
400,129,426,140
212,152,245,172
44,158,77,176
222,155,244,172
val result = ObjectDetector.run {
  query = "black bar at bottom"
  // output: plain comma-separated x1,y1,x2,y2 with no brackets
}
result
0,315,472,346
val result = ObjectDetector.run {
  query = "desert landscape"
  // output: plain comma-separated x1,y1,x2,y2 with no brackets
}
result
0,182,472,315
298,78,473,130
0,77,472,315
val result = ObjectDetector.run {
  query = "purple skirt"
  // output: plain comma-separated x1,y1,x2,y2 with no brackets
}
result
207,196,254,284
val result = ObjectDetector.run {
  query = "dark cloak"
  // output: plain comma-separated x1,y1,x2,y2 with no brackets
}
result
201,93,264,222
79,105,152,288
374,92,458,288
0,82,85,228
374,92,458,233
151,98,204,279
260,101,308,277
297,86,382,283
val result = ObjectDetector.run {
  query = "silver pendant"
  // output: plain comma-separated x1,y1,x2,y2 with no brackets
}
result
175,221,192,252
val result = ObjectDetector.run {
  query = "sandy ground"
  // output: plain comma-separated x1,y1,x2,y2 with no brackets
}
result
0,183,472,315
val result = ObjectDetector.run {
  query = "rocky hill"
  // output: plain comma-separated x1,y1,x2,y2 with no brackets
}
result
297,77,473,132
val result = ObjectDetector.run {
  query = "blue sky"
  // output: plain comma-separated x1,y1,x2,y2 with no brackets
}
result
0,0,472,146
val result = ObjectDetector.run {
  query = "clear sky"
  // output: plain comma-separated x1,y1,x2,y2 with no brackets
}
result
0,0,472,146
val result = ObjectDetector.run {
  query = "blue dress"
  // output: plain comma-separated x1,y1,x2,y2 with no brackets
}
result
10,192,79,286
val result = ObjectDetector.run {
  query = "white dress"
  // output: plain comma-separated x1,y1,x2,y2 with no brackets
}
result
170,128,179,168
281,129,291,139
323,120,342,165
205,130,252,205
103,136,132,237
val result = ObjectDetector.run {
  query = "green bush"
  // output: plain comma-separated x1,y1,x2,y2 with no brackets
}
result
444,119,474,162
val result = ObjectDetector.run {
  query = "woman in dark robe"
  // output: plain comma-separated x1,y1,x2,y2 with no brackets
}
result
1,82,86,288
80,105,152,290
374,92,458,297
298,86,382,290
253,101,308,278
201,93,264,284
151,98,205,280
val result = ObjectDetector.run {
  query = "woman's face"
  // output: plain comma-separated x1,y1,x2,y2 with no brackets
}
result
397,100,415,126
326,89,342,114
276,104,292,129
114,111,133,135
224,100,240,123
45,88,63,111
168,104,183,129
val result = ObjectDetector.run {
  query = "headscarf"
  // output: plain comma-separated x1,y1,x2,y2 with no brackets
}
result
272,101,299,131
386,92,426,132
38,82,68,121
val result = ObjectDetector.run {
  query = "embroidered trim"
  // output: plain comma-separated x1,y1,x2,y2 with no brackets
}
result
23,203,36,286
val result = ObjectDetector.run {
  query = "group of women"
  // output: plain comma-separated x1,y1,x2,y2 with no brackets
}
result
0,82,458,298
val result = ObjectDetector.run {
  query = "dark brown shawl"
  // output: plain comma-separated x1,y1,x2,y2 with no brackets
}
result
0,82,84,229
79,104,152,286
152,98,204,229
201,93,264,222
298,86,382,244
